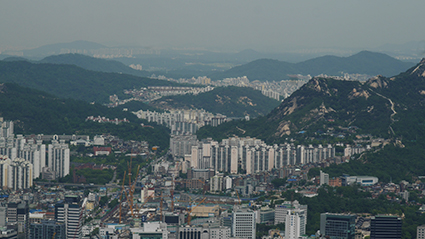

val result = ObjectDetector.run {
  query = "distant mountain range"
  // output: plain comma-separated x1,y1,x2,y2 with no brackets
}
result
12,40,106,58
209,51,415,81
39,53,151,77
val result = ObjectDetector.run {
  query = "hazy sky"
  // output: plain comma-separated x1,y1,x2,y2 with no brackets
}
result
1,0,425,52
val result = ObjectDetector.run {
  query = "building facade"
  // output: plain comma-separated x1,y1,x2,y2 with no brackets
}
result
320,213,356,239
55,196,83,239
370,215,402,239
30,220,66,239
232,209,256,239
48,140,70,178
285,209,306,239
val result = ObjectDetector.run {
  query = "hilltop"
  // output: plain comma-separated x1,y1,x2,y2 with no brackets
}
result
210,51,415,81
150,86,281,117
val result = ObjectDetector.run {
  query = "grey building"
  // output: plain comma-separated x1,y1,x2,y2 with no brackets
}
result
320,213,356,239
232,209,256,239
7,202,29,238
55,195,82,239
30,220,65,239
370,215,402,239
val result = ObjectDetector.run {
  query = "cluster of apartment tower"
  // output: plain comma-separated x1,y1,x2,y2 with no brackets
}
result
170,135,336,175
0,120,70,190
136,109,228,134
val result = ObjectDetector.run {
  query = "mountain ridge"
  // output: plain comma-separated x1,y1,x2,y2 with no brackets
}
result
210,51,415,81
198,58,425,143
0,60,180,103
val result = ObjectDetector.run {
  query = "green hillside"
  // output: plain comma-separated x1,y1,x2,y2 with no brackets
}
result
0,60,181,103
0,82,170,150
150,86,281,117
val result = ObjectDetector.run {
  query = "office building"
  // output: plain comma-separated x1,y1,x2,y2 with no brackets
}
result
285,209,306,239
232,209,256,239
258,207,275,224
7,202,29,238
131,222,168,239
55,195,82,239
0,206,6,227
30,220,66,239
275,201,307,225
178,226,207,239
320,213,356,239
177,225,229,239
370,215,402,239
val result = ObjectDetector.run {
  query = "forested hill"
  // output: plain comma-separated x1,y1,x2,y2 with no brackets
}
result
0,60,181,104
209,51,415,81
39,53,151,78
150,86,281,117
0,82,170,150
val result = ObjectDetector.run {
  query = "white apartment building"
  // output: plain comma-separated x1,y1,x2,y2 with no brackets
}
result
285,209,306,239
48,139,70,178
186,136,336,175
210,175,223,192
0,156,33,190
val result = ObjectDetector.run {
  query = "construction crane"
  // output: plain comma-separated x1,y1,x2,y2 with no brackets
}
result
121,155,142,220
119,172,126,224
160,191,164,222
235,189,241,205
171,176,175,212
187,197,206,225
